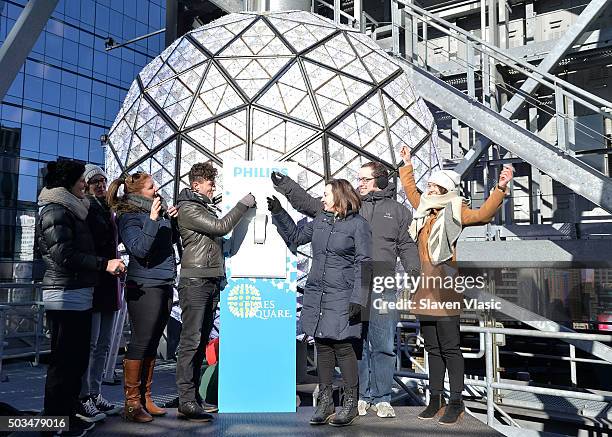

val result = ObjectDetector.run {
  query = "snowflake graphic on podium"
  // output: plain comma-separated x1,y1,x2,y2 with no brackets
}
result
106,10,442,287
227,283,262,318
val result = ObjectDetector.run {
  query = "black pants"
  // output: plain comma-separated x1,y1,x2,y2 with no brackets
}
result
315,338,359,388
125,284,173,360
44,309,92,416
176,277,220,403
420,316,464,400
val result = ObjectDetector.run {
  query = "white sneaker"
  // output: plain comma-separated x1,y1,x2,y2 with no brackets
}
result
357,399,371,416
374,401,396,418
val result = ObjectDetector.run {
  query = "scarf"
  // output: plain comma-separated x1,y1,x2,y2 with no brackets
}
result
116,194,169,216
38,187,90,220
409,192,465,265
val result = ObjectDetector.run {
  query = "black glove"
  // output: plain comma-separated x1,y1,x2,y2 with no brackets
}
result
267,195,283,214
349,303,363,323
271,171,286,186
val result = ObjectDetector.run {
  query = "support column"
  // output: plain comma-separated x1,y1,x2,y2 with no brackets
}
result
0,0,59,102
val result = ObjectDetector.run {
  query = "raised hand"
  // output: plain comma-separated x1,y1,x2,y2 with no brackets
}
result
271,171,286,186
399,146,412,166
498,165,514,189
267,195,283,214
150,196,162,221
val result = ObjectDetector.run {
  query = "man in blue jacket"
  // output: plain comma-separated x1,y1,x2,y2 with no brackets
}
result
272,161,419,418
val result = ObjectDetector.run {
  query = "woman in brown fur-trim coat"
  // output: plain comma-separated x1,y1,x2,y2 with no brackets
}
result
399,146,513,425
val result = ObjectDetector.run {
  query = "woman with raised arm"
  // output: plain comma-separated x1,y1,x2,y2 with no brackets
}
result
268,179,372,427
107,172,179,423
398,146,513,425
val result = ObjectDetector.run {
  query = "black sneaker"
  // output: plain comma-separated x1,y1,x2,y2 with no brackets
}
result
54,416,95,436
92,393,122,415
177,401,214,422
75,397,106,423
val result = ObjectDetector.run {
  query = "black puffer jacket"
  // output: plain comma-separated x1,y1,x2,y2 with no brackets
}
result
38,203,108,290
176,188,248,278
274,176,420,273
273,209,372,341
86,196,120,312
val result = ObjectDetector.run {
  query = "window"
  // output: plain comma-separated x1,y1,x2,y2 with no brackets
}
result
42,81,60,108
24,76,43,102
17,175,38,202
45,33,63,59
39,128,58,155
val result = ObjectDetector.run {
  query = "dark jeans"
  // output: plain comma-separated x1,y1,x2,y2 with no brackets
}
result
125,284,173,360
176,277,220,403
316,338,359,389
420,316,464,400
44,309,92,416
359,294,398,403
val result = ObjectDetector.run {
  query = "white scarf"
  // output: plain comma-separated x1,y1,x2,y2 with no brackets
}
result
38,187,90,220
409,192,465,265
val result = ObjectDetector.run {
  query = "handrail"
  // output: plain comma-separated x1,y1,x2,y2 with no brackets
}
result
392,0,612,114
396,321,612,427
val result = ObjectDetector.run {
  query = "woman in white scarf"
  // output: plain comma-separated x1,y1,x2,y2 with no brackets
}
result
399,146,513,425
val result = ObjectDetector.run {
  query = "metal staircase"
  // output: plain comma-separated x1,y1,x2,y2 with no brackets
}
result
378,0,612,213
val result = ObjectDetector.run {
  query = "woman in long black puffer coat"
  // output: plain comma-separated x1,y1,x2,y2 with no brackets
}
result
268,179,372,428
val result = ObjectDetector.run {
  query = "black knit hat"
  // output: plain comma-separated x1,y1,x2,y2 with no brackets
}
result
44,160,86,190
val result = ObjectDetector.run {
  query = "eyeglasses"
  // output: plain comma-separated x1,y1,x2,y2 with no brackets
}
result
356,177,375,184
89,178,107,186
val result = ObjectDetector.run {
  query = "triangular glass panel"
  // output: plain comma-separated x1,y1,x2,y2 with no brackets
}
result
166,38,208,75
219,57,292,99
256,62,319,126
185,63,246,128
290,137,325,177
252,110,318,154
383,74,417,111
268,11,336,29
361,49,401,83
305,62,372,125
277,22,337,53
220,19,292,57
179,141,212,176
305,33,371,81
390,114,429,149
251,145,282,161
328,138,358,174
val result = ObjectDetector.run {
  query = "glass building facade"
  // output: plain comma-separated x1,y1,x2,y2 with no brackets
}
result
0,0,166,281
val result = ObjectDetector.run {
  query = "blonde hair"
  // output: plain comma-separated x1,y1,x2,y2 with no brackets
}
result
107,172,152,211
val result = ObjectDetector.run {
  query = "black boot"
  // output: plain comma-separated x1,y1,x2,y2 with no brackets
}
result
309,385,335,425
329,386,358,427
438,399,464,425
177,401,214,422
417,394,446,420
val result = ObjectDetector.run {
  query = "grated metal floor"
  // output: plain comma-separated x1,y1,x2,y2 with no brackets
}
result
1,361,500,436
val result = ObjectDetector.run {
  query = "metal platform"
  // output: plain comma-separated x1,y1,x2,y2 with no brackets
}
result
78,406,501,437
1,361,500,436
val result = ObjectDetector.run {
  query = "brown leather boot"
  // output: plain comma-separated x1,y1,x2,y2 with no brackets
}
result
141,357,167,416
123,359,153,423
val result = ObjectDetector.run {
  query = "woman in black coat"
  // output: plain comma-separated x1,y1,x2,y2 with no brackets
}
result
268,179,372,427
37,160,125,434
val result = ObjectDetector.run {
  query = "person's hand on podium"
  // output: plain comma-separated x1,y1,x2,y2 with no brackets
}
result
239,193,256,208
270,171,286,186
